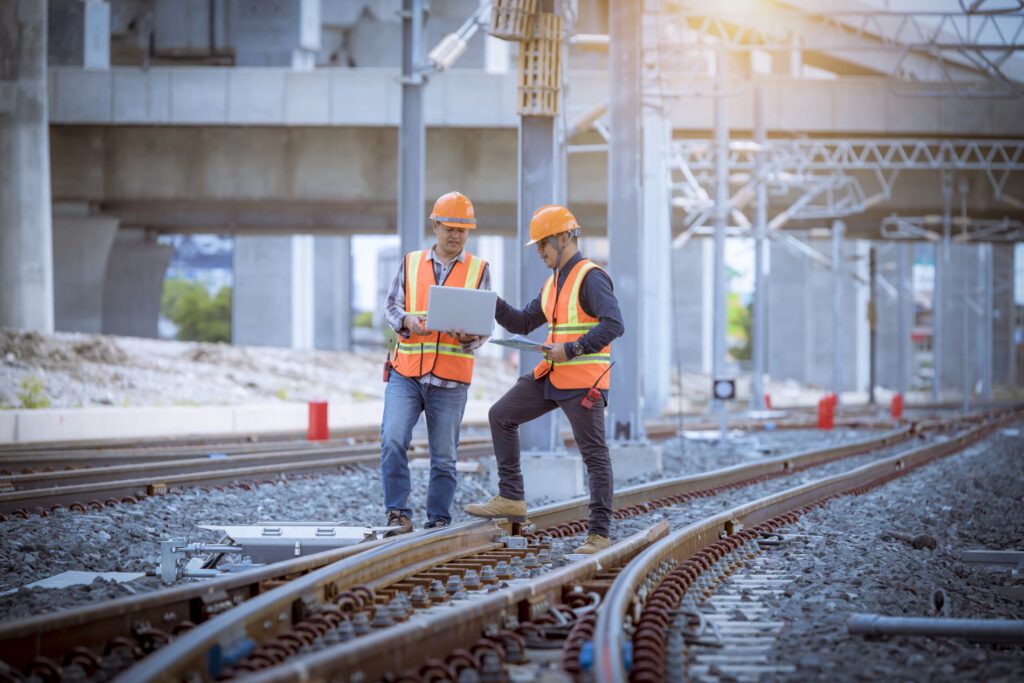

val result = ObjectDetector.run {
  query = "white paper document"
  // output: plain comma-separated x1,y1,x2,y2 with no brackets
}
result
488,335,552,353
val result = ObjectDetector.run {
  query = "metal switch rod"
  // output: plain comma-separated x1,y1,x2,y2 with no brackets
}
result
849,614,1024,644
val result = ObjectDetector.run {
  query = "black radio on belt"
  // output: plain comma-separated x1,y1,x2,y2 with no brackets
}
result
579,362,614,411
383,343,394,383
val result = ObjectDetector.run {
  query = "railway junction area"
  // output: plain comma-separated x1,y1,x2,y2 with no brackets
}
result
1,1,1023,681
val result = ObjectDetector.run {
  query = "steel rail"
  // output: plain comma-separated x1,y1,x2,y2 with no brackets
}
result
0,437,495,491
237,523,671,683
591,411,1019,683
0,418,896,516
119,520,509,682
0,416,984,678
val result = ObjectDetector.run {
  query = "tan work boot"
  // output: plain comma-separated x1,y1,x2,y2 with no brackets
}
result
463,495,528,523
574,534,610,554
384,510,413,537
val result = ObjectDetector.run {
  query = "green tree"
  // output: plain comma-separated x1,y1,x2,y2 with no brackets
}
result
162,278,232,343
727,293,752,362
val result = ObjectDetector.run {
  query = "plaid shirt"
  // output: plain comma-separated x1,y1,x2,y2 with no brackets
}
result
385,247,492,388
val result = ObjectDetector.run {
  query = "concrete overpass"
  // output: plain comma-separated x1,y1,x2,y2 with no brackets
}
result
4,0,1023,420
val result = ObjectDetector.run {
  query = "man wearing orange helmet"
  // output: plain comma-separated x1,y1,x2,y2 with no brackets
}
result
380,191,491,535
464,205,624,554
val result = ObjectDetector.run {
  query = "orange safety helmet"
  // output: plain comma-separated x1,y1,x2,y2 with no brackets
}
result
525,204,579,247
430,191,477,229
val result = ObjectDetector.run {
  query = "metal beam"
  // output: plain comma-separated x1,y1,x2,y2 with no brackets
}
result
712,45,730,432
607,0,644,442
398,0,426,257
832,219,845,402
751,83,768,411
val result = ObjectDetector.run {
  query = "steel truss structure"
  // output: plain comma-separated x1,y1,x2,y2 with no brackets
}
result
661,1,1024,98
670,138,1024,244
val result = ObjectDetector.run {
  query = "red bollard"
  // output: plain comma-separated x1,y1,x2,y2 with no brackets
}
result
764,393,772,410
307,401,329,441
891,393,903,420
817,395,834,430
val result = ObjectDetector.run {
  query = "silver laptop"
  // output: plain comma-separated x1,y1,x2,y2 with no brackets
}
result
424,286,497,337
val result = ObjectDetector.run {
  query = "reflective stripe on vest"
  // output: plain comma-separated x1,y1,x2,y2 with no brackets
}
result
392,249,487,384
532,258,612,390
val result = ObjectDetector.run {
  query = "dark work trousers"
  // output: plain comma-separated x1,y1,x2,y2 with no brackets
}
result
489,375,613,537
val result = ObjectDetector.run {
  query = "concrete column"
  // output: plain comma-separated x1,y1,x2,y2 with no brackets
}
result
233,235,293,348
52,204,118,334
48,0,109,68
398,0,427,258
831,220,845,401
672,238,711,373
313,235,352,351
875,242,914,392
101,229,173,339
291,235,314,350
992,244,1014,388
768,241,812,384
0,0,54,333
937,244,977,398
608,0,644,440
768,237,863,391
640,65,672,419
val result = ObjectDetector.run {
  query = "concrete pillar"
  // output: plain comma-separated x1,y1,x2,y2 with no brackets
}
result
875,242,914,392
671,238,712,374
992,244,1015,388
229,0,320,69
640,76,672,419
48,0,109,68
769,237,862,391
233,235,294,348
768,241,812,385
937,244,977,397
52,204,118,334
313,235,352,351
0,0,54,333
101,229,173,339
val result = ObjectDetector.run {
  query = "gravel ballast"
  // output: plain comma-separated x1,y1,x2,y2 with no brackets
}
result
0,428,880,622
740,425,1024,680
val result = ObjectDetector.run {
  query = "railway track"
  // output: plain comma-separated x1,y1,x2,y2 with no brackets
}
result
0,418,929,681
0,415,897,518
0,407,1006,682
590,412,1020,683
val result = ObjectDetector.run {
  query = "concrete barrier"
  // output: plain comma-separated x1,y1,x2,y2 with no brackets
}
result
0,399,498,445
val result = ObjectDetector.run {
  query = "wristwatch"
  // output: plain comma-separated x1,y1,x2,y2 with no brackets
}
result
572,340,585,358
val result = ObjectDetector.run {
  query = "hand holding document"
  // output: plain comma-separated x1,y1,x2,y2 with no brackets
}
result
488,335,553,353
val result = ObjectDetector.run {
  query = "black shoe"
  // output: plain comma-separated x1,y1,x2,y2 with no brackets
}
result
424,519,450,529
384,510,414,537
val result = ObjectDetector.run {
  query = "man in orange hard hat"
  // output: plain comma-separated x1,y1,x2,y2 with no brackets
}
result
380,191,492,535
464,205,624,554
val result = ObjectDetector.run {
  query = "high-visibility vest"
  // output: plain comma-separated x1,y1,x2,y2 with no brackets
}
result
532,258,612,390
391,249,487,385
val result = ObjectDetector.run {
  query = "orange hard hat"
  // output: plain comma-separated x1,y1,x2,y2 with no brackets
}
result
430,191,477,229
525,204,579,247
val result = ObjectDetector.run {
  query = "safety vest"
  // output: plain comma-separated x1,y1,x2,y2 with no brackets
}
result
532,258,613,390
392,249,487,385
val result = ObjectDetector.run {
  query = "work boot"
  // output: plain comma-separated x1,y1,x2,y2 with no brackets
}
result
424,519,450,529
573,534,610,554
384,510,413,537
463,496,528,523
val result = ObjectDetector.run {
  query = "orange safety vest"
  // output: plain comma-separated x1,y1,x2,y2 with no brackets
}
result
532,258,613,390
391,249,488,385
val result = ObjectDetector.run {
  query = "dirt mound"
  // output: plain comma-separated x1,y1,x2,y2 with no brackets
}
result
72,338,129,365
0,329,74,365
187,343,257,371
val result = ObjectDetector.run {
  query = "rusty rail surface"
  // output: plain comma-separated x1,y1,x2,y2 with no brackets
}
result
0,414,988,680
591,409,1020,683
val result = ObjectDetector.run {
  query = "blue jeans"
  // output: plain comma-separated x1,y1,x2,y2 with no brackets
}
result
380,372,468,525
